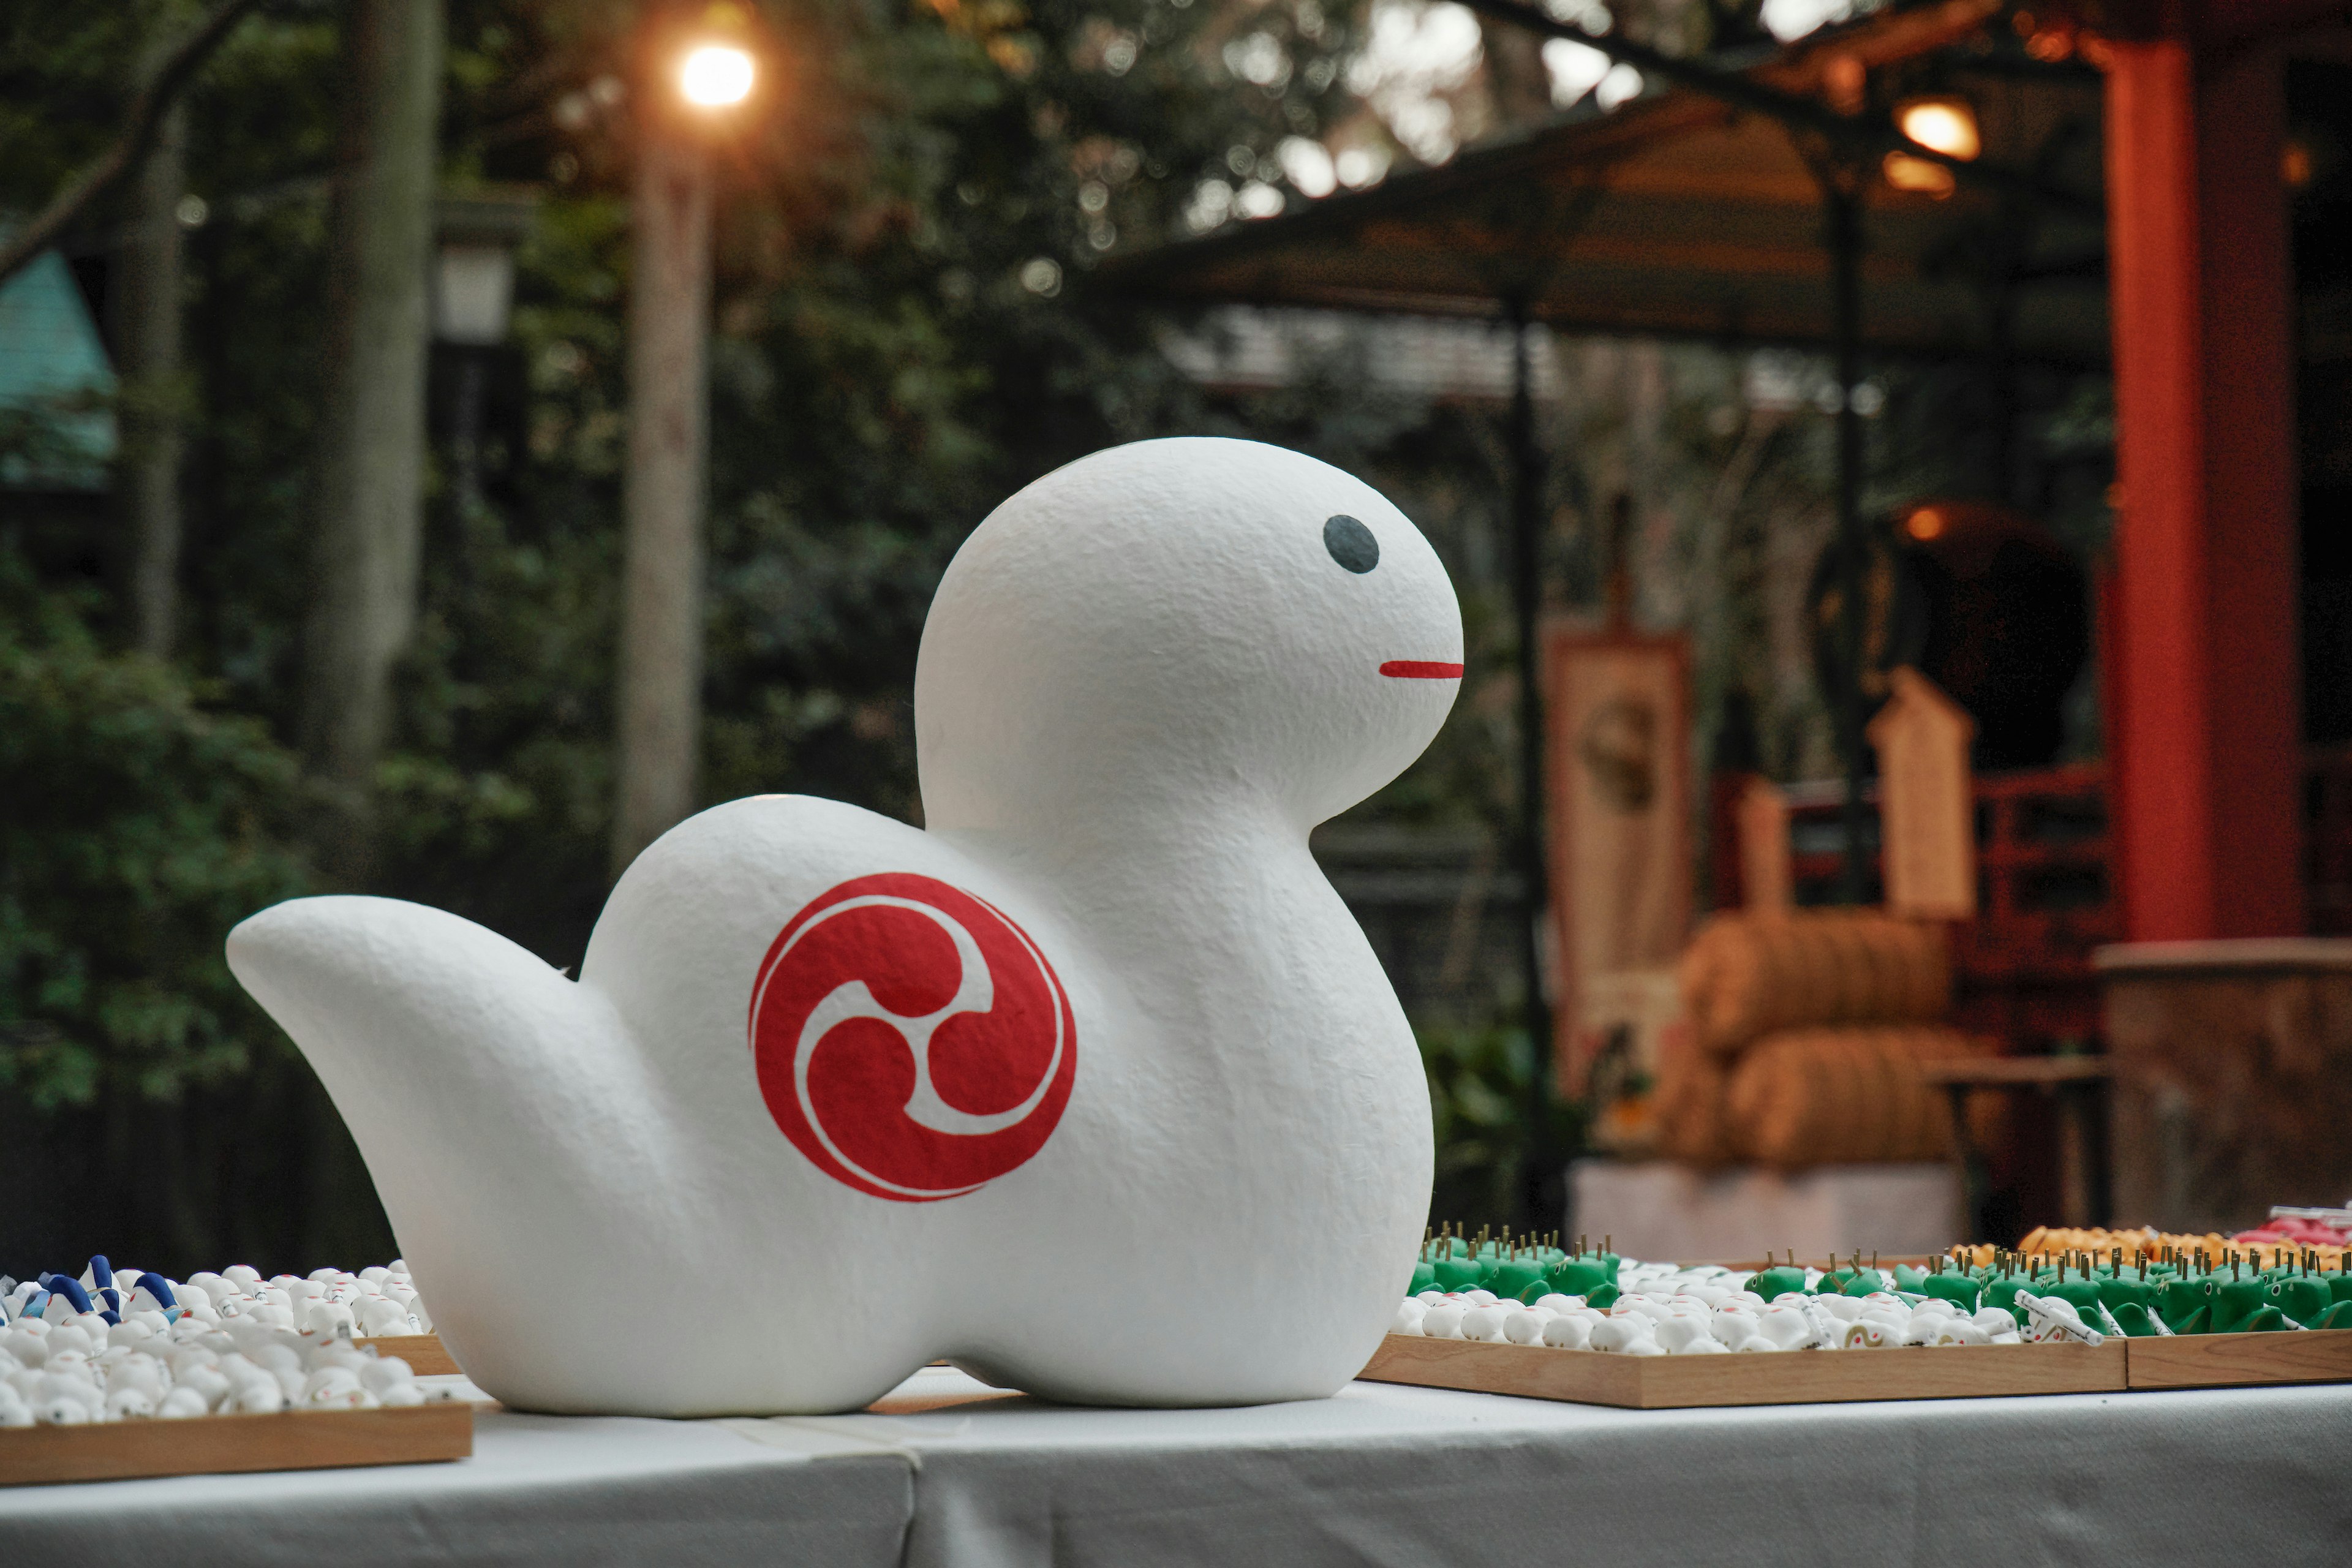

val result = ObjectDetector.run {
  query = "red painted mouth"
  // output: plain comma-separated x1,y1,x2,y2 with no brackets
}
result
1380,661,1465,680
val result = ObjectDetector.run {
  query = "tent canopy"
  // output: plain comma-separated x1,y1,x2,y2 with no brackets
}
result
1107,5,2108,363
0,248,118,491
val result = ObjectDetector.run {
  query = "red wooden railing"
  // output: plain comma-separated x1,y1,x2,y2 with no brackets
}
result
1726,751,2352,1051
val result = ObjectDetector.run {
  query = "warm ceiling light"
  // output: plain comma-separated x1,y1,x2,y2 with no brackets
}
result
1905,507,1947,541
2025,28,2074,63
679,43,755,108
2285,139,2315,189
1897,96,1980,162
1882,151,1956,198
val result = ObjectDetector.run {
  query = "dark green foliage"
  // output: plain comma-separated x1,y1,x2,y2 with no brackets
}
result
0,0,1573,1265
1421,1022,1583,1228
0,557,311,1109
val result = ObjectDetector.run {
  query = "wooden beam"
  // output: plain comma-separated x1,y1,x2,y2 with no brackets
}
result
1352,222,1923,282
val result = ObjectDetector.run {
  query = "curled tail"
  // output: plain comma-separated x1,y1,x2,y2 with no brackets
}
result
227,895,681,1407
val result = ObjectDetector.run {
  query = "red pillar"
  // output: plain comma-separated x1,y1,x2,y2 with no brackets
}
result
2104,37,2302,941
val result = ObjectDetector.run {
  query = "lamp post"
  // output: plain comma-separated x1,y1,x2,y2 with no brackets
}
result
432,188,538,518
611,15,756,876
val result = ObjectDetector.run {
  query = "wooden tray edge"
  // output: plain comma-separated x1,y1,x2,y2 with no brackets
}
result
1360,1333,1649,1406
2124,1328,2352,1390
0,1402,472,1488
1359,1333,2125,1409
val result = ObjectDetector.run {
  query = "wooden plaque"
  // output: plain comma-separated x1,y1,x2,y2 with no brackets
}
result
1358,1333,2124,1409
1542,624,1693,1075
0,1403,472,1488
1736,777,1792,912
2124,1329,2352,1390
1866,668,1977,918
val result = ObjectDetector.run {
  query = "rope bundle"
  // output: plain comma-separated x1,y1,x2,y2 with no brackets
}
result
1724,1025,1980,1166
1678,908,1950,1055
1659,910,1989,1169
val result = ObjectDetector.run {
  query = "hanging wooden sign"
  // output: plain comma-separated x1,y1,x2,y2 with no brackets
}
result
1737,776,1792,912
1867,666,1977,919
1542,624,1692,1082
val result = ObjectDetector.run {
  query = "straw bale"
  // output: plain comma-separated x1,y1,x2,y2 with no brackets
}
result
1724,1024,1988,1168
1651,1020,1735,1167
1679,908,1951,1055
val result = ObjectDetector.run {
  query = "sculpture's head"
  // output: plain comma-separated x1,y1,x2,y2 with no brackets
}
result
916,437,1462,831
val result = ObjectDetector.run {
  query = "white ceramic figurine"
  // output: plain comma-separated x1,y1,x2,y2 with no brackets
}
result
227,437,1463,1415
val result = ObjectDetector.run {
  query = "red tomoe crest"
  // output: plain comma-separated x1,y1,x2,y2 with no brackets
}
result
748,873,1077,1202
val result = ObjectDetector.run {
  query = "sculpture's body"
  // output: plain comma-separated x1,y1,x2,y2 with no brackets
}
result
228,438,1463,1414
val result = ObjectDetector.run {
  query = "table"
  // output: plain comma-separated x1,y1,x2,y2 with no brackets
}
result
5,1367,2348,1566
0,1408,913,1564
862,1368,2352,1568
1920,1055,2114,1240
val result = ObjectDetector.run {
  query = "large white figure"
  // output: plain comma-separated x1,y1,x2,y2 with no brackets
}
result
227,437,1463,1414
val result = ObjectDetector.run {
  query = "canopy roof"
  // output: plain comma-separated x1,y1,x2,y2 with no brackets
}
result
0,249,117,491
1107,3,2109,363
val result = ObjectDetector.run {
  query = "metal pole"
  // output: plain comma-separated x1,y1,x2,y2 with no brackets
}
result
1828,175,1869,905
1507,300,1558,1231
450,352,486,521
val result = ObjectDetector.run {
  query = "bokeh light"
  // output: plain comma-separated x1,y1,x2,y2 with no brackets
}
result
1896,97,1981,162
679,44,754,108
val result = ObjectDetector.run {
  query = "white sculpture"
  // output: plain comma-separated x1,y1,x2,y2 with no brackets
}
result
228,437,1463,1414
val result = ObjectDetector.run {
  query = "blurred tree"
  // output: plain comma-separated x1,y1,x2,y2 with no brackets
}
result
0,548,324,1268
0,0,2096,1268
0,556,308,1112
115,2,197,659
0,0,264,288
301,0,445,873
0,0,1395,1271
608,5,726,875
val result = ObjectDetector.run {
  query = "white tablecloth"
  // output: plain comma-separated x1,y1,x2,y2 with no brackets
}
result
6,1367,2348,1566
0,1409,914,1564
813,1368,2352,1568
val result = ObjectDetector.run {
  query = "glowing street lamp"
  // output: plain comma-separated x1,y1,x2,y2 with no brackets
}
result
612,12,764,874
432,187,541,520
679,43,755,108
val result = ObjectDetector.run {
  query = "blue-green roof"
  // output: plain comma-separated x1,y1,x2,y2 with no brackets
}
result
0,249,118,491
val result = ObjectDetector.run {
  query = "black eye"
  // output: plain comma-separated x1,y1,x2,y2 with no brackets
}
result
1324,514,1379,573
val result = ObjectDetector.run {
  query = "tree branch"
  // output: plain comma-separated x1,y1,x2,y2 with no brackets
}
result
1451,0,2101,219
0,0,270,288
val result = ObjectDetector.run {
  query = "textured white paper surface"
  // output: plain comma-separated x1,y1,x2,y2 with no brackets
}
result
228,438,1461,1415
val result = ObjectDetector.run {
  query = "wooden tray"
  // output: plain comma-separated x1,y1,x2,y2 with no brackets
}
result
0,1403,472,1488
353,1333,461,1376
1359,1333,2126,1409
2124,1329,2352,1390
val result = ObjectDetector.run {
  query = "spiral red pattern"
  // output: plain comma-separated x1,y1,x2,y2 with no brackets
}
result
750,873,1077,1200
